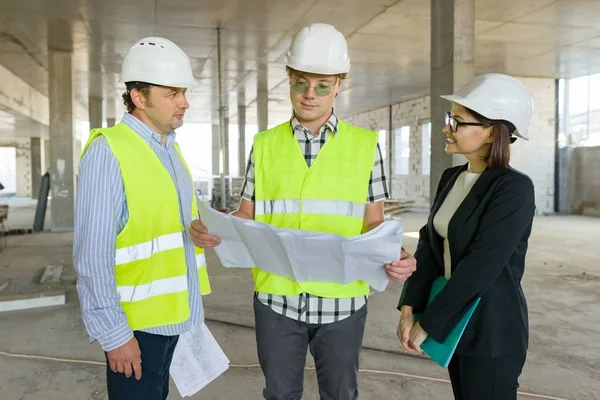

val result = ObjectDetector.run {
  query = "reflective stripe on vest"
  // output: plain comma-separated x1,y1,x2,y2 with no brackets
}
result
196,253,206,268
255,199,301,215
118,275,188,303
115,232,184,266
117,253,208,303
255,199,365,218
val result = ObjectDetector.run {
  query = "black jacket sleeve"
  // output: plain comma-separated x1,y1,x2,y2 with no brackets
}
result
418,173,535,342
397,168,452,313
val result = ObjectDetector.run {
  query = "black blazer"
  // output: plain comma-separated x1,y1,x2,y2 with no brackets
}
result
398,163,536,357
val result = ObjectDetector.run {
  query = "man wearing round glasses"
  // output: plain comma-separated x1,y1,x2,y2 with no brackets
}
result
189,23,416,399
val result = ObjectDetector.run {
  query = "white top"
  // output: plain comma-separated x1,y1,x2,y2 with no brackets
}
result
433,171,481,278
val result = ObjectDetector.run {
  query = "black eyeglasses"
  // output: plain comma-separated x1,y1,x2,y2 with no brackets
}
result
444,112,490,133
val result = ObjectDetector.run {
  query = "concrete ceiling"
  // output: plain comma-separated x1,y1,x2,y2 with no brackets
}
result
1,0,600,126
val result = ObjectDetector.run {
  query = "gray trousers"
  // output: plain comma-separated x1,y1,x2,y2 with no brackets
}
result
253,296,368,400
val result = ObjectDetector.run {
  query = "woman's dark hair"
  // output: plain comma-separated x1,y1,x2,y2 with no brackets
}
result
122,81,153,113
465,107,516,169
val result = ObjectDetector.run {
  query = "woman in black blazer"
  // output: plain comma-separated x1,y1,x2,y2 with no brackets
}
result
396,73,536,400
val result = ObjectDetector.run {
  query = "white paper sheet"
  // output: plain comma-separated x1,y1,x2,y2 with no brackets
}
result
199,203,403,291
169,323,230,397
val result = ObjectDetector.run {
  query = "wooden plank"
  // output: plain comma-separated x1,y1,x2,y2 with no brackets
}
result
384,205,403,212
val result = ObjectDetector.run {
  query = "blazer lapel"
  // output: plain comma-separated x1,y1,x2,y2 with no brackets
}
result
447,167,511,256
427,164,467,268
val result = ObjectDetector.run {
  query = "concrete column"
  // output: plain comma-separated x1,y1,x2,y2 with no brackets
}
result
73,134,82,177
212,124,220,175
257,63,268,132
238,104,247,176
48,49,75,232
43,138,49,173
31,137,42,198
223,117,230,176
429,0,475,203
88,96,103,129
106,92,117,127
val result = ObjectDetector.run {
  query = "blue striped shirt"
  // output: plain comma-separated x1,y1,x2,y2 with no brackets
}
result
73,113,203,352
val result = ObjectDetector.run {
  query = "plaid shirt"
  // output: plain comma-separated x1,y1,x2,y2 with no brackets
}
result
241,112,390,324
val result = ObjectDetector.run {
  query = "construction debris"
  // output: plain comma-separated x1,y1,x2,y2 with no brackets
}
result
383,199,420,219
40,265,64,284
384,200,403,216
0,290,66,313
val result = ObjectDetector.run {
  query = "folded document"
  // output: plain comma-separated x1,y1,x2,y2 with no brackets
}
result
170,323,230,397
413,277,481,368
198,203,403,292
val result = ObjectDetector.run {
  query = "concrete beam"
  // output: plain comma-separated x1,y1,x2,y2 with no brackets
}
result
0,65,88,129
0,64,49,126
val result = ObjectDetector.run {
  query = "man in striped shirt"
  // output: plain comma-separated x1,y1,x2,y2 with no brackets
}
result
190,24,416,399
73,37,203,400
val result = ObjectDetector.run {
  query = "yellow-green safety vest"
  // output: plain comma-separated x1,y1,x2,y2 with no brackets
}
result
253,120,378,298
80,123,211,331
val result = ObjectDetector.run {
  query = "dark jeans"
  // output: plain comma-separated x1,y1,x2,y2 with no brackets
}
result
106,331,179,400
448,353,527,400
253,296,368,400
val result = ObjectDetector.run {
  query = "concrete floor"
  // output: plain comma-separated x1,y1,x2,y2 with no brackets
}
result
0,208,599,400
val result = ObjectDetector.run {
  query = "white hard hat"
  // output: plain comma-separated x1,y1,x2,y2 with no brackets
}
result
440,73,533,140
284,23,350,75
120,36,195,88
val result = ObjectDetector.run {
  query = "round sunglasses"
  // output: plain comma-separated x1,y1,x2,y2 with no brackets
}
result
291,80,333,97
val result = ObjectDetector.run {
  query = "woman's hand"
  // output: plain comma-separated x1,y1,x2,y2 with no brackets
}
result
397,306,420,353
408,322,429,352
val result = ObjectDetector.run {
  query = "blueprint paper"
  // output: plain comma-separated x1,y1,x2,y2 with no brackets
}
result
235,220,296,281
198,203,254,267
198,203,403,291
169,323,230,397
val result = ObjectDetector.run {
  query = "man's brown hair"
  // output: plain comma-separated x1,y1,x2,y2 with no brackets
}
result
286,66,349,81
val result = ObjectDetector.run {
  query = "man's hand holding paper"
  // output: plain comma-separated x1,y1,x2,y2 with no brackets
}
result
194,203,410,291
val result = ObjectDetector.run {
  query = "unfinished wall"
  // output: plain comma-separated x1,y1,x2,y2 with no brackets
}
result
0,138,32,197
344,77,557,215
389,96,431,209
509,78,556,215
559,146,600,216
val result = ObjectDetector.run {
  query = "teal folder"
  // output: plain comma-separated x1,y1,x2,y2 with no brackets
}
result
413,276,481,368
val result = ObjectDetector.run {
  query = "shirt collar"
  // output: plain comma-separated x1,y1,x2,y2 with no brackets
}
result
121,112,176,147
290,110,338,137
